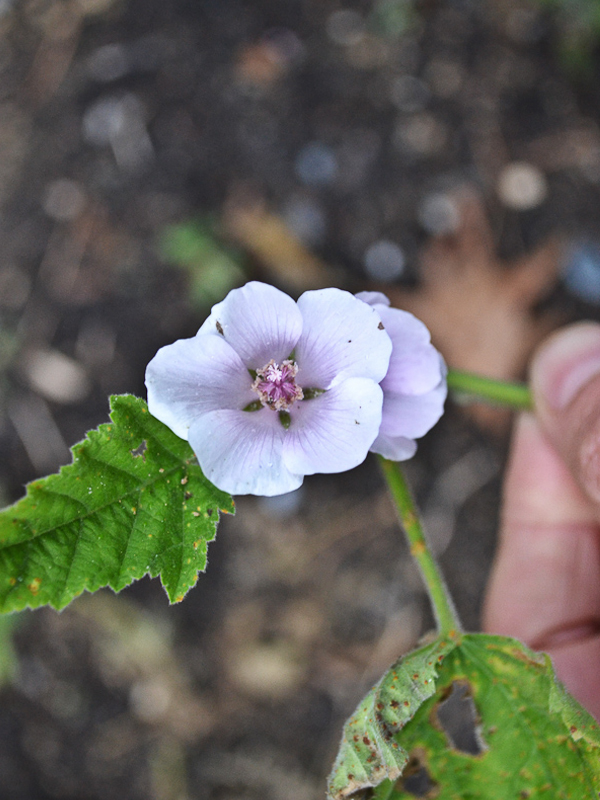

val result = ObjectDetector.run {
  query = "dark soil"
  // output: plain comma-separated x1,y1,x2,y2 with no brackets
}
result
0,1,599,798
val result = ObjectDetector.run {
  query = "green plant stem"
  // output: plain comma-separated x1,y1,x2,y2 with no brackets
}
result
379,457,462,639
447,369,532,410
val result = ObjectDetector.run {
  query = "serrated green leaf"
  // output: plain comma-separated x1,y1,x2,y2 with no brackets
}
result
0,394,234,612
329,633,600,799
0,613,19,685
548,666,600,753
327,635,458,798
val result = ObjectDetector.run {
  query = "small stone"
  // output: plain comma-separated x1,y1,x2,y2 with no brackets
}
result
283,196,326,246
42,179,86,221
563,241,600,304
326,10,365,46
228,642,305,699
130,678,171,722
364,239,405,281
83,96,127,146
417,192,460,235
395,113,447,156
82,94,153,170
497,162,547,210
24,349,91,404
295,142,337,186
87,43,129,82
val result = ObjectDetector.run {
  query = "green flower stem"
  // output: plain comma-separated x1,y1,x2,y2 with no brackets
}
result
447,369,532,410
379,457,462,639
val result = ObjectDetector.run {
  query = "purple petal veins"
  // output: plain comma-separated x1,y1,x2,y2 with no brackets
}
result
198,281,302,368
146,282,393,496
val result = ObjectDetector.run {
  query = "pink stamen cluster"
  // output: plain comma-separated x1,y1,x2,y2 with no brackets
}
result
252,358,304,411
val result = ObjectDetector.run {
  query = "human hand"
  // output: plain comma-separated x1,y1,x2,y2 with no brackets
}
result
484,323,600,720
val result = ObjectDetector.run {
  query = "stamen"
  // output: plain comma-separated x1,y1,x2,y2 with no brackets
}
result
252,358,304,411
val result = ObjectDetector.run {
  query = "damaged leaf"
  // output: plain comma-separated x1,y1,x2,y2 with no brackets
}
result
327,636,457,798
328,633,600,800
0,394,234,612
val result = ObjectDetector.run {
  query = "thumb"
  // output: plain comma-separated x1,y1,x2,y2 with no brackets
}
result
483,323,600,718
531,322,600,506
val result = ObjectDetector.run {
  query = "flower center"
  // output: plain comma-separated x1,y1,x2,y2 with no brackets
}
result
252,359,304,411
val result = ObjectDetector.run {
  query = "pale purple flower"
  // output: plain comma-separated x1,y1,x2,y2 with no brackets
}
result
357,292,447,460
146,282,392,496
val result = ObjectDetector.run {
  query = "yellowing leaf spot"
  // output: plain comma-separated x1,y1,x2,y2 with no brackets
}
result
8,577,16,586
28,577,42,594
132,507,137,515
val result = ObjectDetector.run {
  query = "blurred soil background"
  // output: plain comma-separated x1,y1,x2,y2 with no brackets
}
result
1,0,600,797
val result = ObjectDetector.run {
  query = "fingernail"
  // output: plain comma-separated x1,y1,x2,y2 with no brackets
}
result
532,323,600,411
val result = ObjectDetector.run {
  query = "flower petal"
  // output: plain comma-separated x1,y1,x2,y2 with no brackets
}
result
376,305,444,395
355,290,391,307
146,334,255,439
379,379,447,439
294,288,392,389
198,281,303,369
282,378,383,475
370,433,417,461
189,408,303,496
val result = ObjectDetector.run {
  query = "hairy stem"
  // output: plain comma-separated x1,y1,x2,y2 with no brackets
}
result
379,457,462,639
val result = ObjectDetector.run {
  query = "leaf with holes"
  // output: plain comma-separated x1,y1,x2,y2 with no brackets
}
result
0,394,234,612
328,633,600,799
327,636,458,798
